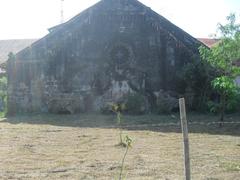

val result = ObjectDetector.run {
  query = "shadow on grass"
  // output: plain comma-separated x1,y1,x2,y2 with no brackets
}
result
1,113,240,136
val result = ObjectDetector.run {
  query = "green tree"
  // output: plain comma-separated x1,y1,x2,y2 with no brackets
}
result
0,76,7,114
0,52,10,115
199,13,240,124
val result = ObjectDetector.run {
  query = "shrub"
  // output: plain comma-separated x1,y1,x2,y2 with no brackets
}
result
207,100,220,114
225,89,240,113
124,93,147,115
207,89,240,114
155,90,178,114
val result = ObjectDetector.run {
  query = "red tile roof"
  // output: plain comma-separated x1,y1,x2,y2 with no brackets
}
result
198,38,240,67
197,38,220,48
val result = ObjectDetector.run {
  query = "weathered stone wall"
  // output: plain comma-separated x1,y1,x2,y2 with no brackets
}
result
7,0,202,114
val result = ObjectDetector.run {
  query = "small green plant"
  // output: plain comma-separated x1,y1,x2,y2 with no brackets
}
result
119,135,133,180
110,103,125,145
110,104,134,180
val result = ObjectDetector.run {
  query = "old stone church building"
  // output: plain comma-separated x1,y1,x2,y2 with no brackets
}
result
7,0,203,114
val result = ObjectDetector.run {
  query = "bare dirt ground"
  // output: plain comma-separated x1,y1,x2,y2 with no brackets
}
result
0,114,239,180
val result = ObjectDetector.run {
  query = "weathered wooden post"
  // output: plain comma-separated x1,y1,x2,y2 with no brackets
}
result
179,98,191,180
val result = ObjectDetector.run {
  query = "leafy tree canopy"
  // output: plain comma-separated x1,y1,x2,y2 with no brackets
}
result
199,13,240,123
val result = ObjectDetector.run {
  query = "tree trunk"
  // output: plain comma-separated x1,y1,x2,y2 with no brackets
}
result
219,93,226,127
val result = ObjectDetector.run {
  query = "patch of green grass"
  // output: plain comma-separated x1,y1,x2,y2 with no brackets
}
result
221,162,240,172
0,111,6,118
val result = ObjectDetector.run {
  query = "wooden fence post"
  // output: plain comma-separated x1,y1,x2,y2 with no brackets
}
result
179,98,191,180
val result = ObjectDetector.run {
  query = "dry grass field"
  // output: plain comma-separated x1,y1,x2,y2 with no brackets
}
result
0,114,239,180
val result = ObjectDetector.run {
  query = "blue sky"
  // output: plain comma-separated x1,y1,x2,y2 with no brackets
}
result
0,0,239,40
